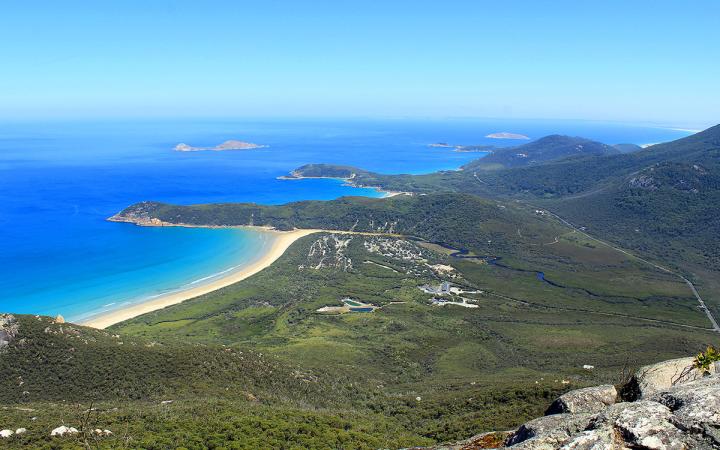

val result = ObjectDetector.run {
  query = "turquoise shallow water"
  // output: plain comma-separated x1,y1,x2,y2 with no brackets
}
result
0,118,693,321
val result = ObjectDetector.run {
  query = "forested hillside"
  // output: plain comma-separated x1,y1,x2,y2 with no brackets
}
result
467,135,619,170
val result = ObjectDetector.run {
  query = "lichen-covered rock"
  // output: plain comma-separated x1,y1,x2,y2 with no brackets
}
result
506,414,593,447
428,431,512,449
545,385,617,415
588,401,692,449
650,374,720,446
435,357,720,449
559,427,627,449
0,314,19,350
509,439,556,449
621,357,711,400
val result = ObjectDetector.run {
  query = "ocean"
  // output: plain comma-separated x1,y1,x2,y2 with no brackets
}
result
0,118,693,321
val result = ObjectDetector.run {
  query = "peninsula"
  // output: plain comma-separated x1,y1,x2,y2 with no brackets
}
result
277,164,407,197
485,132,530,140
174,140,267,152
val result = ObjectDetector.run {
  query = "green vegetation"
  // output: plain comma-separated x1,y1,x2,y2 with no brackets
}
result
112,193,570,257
3,126,720,447
467,135,620,170
613,143,643,153
694,345,720,373
110,231,714,444
274,125,720,295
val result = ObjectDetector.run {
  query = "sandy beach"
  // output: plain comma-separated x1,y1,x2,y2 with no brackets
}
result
81,228,320,329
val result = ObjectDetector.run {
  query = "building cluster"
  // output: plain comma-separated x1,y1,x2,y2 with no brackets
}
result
419,281,452,295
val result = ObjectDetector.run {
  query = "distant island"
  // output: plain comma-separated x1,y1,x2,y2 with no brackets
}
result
485,132,530,140
454,145,496,153
427,142,454,148
428,143,495,153
174,140,267,152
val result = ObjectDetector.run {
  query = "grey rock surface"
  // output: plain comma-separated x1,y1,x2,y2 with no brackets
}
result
559,427,627,449
506,414,593,448
622,357,713,400
588,401,691,449
545,385,617,415
651,375,720,446
505,375,720,449
425,359,720,449
0,314,18,350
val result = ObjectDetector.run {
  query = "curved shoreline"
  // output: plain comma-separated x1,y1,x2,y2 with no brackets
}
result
276,174,409,197
80,227,321,329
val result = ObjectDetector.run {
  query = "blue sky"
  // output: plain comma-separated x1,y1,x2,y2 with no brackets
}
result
1,1,718,126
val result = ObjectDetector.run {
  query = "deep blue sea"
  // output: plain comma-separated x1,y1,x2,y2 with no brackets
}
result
0,118,693,321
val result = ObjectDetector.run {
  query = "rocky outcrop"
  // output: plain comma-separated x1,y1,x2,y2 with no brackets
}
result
650,376,720,442
0,314,18,350
430,431,512,450
621,357,714,401
505,414,593,448
586,400,701,449
51,425,79,436
545,385,617,415
107,201,168,226
432,357,719,449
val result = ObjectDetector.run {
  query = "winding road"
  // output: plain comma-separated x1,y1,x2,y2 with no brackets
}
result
539,207,720,334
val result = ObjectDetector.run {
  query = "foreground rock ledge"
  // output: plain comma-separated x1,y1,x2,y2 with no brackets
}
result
425,357,720,449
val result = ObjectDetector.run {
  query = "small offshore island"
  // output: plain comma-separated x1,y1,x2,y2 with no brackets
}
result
174,140,267,152
486,132,530,140
428,142,496,153
427,142,454,148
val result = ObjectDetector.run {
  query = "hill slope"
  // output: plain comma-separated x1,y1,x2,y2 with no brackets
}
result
277,126,720,272
467,135,619,170
0,313,434,448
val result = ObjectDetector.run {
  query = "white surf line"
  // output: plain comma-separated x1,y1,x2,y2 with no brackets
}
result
540,208,720,333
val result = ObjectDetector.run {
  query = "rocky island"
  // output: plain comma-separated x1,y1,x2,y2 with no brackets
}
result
428,142,454,148
486,132,530,140
454,144,496,153
428,143,495,153
174,140,267,152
